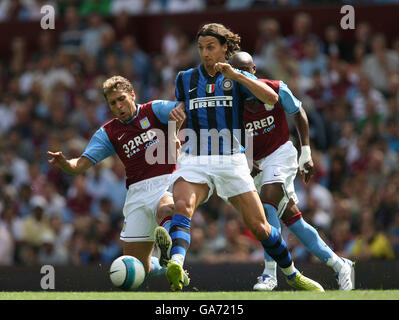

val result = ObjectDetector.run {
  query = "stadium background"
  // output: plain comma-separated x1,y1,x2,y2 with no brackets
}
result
0,0,398,291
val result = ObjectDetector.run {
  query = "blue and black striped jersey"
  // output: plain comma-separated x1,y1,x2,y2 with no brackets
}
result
175,64,257,155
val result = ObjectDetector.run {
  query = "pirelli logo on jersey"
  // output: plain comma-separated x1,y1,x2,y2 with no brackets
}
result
189,96,233,110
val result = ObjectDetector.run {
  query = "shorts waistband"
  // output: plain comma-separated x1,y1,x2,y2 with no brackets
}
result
127,174,171,192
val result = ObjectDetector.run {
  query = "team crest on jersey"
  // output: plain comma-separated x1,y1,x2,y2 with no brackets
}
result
206,84,215,94
140,117,150,129
222,79,233,91
264,103,275,111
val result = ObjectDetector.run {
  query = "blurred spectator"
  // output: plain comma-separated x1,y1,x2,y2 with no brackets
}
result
322,24,351,62
20,195,52,246
299,38,328,79
41,181,68,218
350,74,388,122
363,33,399,95
80,12,112,57
120,35,152,100
96,27,123,75
59,6,85,55
66,175,93,219
107,159,128,212
286,12,320,61
330,218,355,258
2,150,30,189
347,21,373,60
347,42,367,84
350,210,395,260
185,227,208,262
253,17,286,76
37,230,69,265
85,163,116,208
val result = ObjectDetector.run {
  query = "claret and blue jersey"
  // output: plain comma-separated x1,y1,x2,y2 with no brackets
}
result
175,64,257,155
243,79,302,161
81,100,179,187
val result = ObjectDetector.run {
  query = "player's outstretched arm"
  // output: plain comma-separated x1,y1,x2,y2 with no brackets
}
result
47,151,94,175
293,108,314,183
214,62,278,105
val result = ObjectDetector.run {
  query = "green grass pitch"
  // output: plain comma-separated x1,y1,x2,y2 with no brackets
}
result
1,290,399,300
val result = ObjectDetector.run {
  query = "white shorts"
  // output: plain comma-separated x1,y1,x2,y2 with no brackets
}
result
171,153,256,203
120,174,172,242
253,141,299,218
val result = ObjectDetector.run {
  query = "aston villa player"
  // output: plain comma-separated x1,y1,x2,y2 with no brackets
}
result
47,75,187,284
229,51,355,291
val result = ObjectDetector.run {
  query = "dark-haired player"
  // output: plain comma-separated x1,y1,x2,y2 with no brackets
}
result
229,51,355,291
154,23,324,292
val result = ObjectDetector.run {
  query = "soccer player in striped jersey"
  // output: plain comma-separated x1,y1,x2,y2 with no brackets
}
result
229,51,355,291
47,76,188,284
154,23,324,292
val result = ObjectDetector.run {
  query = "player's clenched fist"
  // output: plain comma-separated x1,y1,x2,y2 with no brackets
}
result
169,102,186,130
214,62,237,79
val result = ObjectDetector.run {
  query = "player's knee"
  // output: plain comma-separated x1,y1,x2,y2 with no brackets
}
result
281,199,300,222
157,204,174,222
173,199,194,218
250,221,272,240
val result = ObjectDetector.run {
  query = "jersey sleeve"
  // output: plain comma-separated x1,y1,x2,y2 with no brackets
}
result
151,100,179,124
236,70,258,100
81,127,116,164
175,71,185,101
278,81,302,114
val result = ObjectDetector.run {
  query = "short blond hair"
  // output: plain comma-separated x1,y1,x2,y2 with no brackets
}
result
103,75,133,98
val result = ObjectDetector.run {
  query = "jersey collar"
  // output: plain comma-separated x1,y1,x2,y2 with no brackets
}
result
199,64,220,79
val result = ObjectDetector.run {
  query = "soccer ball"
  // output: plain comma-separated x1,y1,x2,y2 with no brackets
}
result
109,255,146,290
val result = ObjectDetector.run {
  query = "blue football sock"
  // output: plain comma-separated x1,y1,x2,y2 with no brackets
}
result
260,224,296,277
287,217,344,272
147,256,166,277
169,214,191,266
262,203,281,278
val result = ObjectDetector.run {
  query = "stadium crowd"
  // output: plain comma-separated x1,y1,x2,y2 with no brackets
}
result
0,3,399,268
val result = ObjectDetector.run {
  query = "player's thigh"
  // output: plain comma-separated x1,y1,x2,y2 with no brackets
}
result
228,190,271,240
172,177,210,218
259,182,284,206
122,241,154,273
